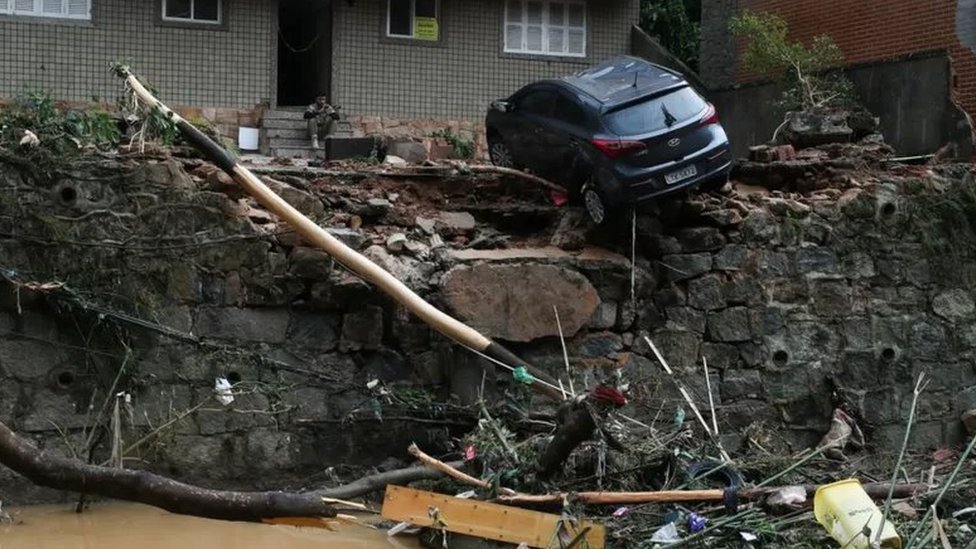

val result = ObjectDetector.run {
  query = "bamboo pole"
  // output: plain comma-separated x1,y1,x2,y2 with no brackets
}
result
113,66,561,401
495,482,929,507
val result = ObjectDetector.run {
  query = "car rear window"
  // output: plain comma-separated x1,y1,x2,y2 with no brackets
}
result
603,87,707,135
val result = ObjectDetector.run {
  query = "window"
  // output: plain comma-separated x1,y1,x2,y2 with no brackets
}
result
504,0,585,57
387,0,439,41
518,89,556,116
0,0,90,20
603,87,708,135
553,94,585,126
162,0,221,24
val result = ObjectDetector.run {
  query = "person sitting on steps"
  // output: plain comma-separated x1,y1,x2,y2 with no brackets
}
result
303,94,339,149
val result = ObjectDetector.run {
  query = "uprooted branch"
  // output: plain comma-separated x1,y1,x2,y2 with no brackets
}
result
0,420,336,522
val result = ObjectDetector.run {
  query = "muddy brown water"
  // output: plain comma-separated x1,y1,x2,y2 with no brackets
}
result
0,502,421,549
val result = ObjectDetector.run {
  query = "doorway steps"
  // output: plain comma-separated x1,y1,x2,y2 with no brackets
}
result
262,107,354,159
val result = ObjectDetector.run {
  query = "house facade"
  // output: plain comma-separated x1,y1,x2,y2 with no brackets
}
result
700,0,976,122
0,0,640,149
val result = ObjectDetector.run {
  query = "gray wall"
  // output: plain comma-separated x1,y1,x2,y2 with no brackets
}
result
699,0,737,90
0,0,277,108
331,0,640,120
710,54,972,157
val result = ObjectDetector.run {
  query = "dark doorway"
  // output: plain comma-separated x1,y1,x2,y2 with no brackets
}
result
277,0,332,107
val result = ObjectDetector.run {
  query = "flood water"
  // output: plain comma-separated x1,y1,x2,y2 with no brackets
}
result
0,502,421,549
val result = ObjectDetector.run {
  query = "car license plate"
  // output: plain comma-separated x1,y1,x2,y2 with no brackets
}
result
665,165,698,185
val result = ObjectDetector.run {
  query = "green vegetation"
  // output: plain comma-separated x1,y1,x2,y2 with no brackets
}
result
0,89,120,154
430,128,475,160
730,11,855,111
640,0,701,70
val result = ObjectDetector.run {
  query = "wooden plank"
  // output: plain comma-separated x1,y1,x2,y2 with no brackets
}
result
381,485,605,549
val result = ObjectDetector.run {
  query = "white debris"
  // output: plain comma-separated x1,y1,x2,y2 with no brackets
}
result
19,130,39,148
214,377,234,405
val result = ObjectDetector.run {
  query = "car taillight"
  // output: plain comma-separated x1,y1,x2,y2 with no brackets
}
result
592,138,646,158
700,103,719,126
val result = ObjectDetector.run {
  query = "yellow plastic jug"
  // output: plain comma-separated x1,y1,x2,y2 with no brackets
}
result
813,479,901,549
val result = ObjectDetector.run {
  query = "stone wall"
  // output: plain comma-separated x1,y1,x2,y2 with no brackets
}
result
1,153,974,504
346,115,488,160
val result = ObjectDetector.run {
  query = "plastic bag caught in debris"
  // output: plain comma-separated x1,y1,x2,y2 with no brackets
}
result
766,485,807,507
650,522,680,543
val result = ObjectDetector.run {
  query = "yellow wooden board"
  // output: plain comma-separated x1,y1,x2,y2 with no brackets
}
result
381,485,605,549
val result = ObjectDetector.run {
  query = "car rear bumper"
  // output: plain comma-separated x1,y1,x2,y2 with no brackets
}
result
597,137,732,205
627,144,732,201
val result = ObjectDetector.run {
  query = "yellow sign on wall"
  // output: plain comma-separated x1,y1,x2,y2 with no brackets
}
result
414,17,439,41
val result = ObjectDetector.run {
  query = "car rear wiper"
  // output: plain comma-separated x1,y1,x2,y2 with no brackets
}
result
662,104,677,127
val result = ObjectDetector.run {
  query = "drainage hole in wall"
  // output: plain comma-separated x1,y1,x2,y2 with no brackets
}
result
881,347,896,362
59,186,78,205
880,202,897,217
226,371,242,384
56,370,76,388
772,350,789,366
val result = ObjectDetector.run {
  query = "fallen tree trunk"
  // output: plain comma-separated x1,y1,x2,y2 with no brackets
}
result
312,461,456,500
0,421,336,522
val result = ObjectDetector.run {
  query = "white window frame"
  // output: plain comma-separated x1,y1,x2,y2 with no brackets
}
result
504,0,586,58
161,0,222,25
386,0,440,40
0,0,91,20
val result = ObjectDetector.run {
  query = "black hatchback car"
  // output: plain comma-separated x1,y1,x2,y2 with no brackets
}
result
485,56,732,224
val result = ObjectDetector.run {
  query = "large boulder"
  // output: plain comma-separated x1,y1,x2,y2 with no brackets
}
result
441,263,600,342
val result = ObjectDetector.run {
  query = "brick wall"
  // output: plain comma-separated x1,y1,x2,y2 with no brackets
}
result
726,0,976,120
332,0,640,125
0,0,277,109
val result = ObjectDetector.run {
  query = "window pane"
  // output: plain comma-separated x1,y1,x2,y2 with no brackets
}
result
165,0,191,18
548,27,564,53
505,0,521,23
415,0,435,18
603,87,707,135
567,3,584,26
388,0,411,35
549,3,563,25
553,96,584,126
505,24,523,50
519,90,555,115
526,25,543,51
567,28,584,54
67,0,87,16
41,0,60,14
14,0,34,11
194,0,219,21
526,1,542,23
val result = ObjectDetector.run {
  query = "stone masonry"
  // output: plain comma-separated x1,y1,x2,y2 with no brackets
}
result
0,153,973,504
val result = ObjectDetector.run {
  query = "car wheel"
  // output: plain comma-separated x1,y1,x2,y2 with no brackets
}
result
488,137,515,168
582,184,609,225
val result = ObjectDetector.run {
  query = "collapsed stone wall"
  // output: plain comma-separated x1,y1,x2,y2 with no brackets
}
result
0,153,973,504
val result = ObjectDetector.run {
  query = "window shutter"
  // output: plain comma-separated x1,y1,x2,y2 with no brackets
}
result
66,0,87,17
14,0,35,13
567,28,584,55
41,0,62,15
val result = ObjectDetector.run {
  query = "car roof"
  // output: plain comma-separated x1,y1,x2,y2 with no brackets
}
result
556,55,688,109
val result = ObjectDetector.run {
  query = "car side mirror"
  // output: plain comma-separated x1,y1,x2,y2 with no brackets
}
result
492,100,513,113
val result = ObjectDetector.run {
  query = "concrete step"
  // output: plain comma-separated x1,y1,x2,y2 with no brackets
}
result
265,128,308,140
264,109,306,121
268,133,354,149
270,146,321,159
262,118,353,131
